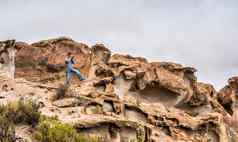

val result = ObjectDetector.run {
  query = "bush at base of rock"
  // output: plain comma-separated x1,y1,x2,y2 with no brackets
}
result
34,119,99,142
0,99,40,142
0,99,41,126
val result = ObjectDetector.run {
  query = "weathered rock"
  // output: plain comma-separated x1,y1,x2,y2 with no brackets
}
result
218,76,238,114
91,43,111,64
15,37,92,83
218,77,238,136
0,40,16,79
53,98,79,107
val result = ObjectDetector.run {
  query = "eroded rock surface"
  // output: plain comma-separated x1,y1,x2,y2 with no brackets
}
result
0,37,237,142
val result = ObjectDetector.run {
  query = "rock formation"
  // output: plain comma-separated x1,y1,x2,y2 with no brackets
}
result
0,40,17,79
0,37,238,142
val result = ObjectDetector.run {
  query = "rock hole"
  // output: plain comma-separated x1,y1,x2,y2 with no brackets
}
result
103,100,115,113
109,124,120,142
78,124,110,141
85,102,102,114
180,104,213,116
120,127,137,142
124,105,147,123
207,130,219,142
137,84,179,107
114,76,133,98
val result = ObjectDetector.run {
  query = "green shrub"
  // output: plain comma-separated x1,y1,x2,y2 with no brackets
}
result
0,100,41,126
0,115,16,142
34,119,99,142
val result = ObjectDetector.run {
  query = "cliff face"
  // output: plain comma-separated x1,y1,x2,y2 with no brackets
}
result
0,37,238,142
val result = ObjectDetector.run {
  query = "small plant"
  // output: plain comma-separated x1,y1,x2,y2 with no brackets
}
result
53,84,69,100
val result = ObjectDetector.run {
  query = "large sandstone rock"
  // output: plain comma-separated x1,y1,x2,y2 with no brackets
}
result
0,37,237,142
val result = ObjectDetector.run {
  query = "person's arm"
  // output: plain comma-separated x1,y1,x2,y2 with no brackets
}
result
71,56,75,64
65,58,69,64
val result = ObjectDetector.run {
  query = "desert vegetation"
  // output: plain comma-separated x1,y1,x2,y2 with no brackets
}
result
0,100,99,142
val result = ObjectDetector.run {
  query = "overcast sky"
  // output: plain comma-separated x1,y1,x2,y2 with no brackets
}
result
0,0,237,89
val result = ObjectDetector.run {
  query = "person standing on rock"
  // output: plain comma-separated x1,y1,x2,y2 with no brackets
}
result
65,52,85,84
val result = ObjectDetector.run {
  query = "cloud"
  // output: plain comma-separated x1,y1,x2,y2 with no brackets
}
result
0,0,237,89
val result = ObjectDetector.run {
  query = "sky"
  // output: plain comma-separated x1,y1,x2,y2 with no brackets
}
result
0,0,238,89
